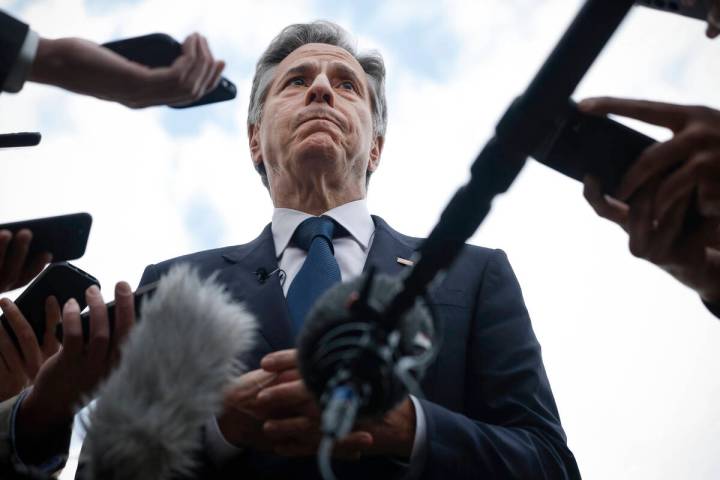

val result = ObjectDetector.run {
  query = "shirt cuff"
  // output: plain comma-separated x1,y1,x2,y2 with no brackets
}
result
204,415,245,466
9,388,67,474
3,29,39,93
406,395,428,478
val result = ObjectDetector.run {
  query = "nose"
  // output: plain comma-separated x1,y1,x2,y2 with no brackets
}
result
305,74,334,108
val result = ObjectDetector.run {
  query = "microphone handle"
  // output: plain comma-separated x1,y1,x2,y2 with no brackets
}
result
385,0,635,323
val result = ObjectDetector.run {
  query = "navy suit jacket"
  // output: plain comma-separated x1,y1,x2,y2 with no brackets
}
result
138,216,581,479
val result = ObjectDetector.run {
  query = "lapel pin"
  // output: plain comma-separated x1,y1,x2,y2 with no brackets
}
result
396,257,414,267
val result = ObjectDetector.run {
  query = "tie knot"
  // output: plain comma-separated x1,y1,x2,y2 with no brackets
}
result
292,216,336,252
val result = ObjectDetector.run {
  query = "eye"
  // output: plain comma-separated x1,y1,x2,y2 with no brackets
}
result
286,77,306,87
338,81,356,92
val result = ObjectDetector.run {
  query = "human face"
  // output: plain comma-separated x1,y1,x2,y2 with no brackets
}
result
249,43,382,198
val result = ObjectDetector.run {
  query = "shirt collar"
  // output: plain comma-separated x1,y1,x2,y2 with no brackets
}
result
271,199,374,257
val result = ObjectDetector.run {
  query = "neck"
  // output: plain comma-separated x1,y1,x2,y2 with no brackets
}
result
270,172,366,216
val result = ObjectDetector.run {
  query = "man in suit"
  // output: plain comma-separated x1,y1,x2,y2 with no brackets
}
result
139,21,581,479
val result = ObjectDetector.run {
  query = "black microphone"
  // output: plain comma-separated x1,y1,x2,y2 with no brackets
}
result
255,267,285,285
297,268,436,480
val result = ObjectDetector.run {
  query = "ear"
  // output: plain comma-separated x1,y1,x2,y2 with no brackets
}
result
367,135,384,173
248,123,263,169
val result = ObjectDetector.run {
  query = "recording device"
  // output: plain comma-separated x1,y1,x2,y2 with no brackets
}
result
636,0,711,20
81,264,256,480
0,262,99,347
0,212,93,262
532,101,657,194
0,132,41,148
297,269,436,480
102,33,237,109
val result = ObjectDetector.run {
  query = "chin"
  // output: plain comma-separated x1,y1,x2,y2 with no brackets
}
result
295,133,343,164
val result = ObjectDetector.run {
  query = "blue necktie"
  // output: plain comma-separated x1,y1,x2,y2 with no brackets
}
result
286,216,341,336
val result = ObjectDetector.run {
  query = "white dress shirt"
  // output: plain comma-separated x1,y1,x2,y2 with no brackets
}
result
206,199,427,476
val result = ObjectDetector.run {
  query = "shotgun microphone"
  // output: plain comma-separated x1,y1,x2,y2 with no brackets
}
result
81,264,257,480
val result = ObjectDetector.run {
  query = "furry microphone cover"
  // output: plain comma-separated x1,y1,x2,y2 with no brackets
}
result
81,264,257,480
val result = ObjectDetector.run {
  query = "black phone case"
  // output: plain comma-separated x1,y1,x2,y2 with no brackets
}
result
102,33,237,108
1,262,99,347
0,132,41,148
532,101,657,195
0,212,92,262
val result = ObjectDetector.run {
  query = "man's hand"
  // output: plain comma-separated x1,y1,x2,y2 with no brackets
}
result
15,282,135,463
580,97,720,303
217,368,278,452
0,296,60,401
0,229,52,293
256,349,416,460
30,33,225,108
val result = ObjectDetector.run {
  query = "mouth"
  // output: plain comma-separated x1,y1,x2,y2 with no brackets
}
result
300,117,340,128
296,112,345,131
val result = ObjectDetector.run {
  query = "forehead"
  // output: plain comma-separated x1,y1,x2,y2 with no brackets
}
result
275,43,366,80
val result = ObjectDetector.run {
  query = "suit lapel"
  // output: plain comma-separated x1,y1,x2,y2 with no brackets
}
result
218,224,294,356
363,216,418,277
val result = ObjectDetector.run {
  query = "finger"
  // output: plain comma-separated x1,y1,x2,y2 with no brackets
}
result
86,285,110,364
0,298,42,378
256,379,313,409
182,34,211,99
261,349,297,372
62,298,83,357
654,151,717,221
0,229,32,291
263,416,318,441
42,296,61,357
616,131,703,201
196,35,216,94
227,369,279,404
0,230,12,282
207,60,225,91
695,152,720,218
577,97,689,132
276,368,301,384
627,184,657,259
14,252,51,289
334,430,374,454
583,175,629,228
111,281,134,356
646,195,691,266
0,299,27,374
708,4,720,38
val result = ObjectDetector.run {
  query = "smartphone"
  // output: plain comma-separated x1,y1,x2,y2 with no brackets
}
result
0,262,99,348
532,101,658,194
102,33,237,109
76,281,158,342
0,132,42,148
0,212,92,262
636,0,710,21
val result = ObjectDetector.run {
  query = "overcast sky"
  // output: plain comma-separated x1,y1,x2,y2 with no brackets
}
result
1,1,719,478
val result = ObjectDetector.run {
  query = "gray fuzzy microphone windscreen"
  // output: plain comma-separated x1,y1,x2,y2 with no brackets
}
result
81,264,256,480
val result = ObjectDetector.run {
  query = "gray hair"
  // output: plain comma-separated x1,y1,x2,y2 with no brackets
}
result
248,21,387,187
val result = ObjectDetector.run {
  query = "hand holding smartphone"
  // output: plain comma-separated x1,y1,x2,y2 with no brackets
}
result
102,33,236,108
